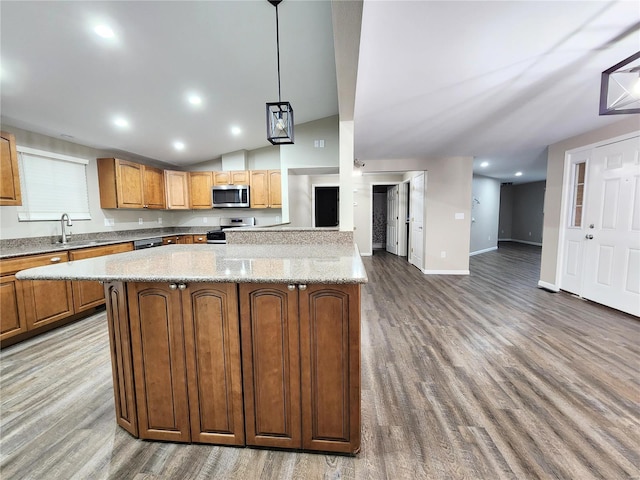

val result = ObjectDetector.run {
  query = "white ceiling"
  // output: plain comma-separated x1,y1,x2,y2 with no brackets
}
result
1,1,639,184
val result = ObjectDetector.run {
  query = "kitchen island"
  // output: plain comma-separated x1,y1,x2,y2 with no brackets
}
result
16,243,367,454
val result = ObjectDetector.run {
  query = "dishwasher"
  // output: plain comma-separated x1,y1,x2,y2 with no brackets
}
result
133,237,163,250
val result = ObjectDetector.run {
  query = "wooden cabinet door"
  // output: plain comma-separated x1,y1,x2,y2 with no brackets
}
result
116,160,145,208
0,131,22,206
70,243,134,312
299,284,361,454
24,278,74,330
249,170,269,208
143,166,166,209
183,284,245,445
165,170,190,209
239,284,301,449
104,281,138,436
268,170,282,208
231,170,249,185
213,171,230,186
193,234,208,244
0,274,27,340
128,283,190,442
189,172,213,209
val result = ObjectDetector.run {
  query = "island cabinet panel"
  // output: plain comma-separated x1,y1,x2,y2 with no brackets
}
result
182,284,245,445
127,283,190,442
104,282,138,436
70,243,134,313
239,284,302,449
299,284,361,454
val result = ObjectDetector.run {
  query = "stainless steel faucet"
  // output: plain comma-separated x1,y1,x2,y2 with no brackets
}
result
60,213,73,244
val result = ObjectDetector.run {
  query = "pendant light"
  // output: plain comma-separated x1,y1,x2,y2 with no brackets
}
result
599,51,640,115
266,0,294,144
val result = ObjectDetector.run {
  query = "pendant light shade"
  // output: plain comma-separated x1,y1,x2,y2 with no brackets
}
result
267,101,294,144
599,51,640,115
266,0,294,144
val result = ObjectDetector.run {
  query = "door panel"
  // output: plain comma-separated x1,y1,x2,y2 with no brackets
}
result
183,284,244,445
128,283,190,442
409,173,424,270
239,284,301,449
581,136,640,316
386,186,399,255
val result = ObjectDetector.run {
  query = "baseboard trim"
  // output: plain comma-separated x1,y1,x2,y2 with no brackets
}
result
360,252,372,257
509,239,543,247
538,280,560,292
422,269,470,275
470,246,498,256
498,237,512,242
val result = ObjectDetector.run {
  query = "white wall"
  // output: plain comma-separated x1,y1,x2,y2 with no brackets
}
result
470,175,500,254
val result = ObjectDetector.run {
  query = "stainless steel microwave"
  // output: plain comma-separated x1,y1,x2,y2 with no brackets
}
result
211,184,250,208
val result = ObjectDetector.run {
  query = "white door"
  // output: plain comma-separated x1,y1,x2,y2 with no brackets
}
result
386,186,399,254
582,136,640,316
409,173,424,270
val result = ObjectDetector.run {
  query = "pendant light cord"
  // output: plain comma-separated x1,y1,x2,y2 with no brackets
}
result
275,3,282,103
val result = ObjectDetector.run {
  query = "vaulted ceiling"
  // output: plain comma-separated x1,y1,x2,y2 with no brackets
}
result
2,1,638,184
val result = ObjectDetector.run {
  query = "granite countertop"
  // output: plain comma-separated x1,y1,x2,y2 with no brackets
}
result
16,244,368,284
0,230,205,259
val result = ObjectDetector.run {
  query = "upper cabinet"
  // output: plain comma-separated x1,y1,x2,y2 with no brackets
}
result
250,170,281,209
97,158,165,209
0,131,22,206
189,171,213,209
165,170,190,209
214,170,249,186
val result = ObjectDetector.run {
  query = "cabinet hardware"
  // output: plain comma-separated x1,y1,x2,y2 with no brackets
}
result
178,283,187,290
586,234,594,240
50,257,61,263
298,284,307,291
287,284,295,291
169,283,177,290
167,240,173,244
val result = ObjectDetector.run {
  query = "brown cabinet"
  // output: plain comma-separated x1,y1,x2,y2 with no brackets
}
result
165,170,190,209
189,172,213,209
213,170,249,186
0,131,22,206
97,158,166,209
162,235,193,245
126,282,244,444
249,170,281,208
70,243,133,312
193,234,208,244
0,273,27,340
239,283,361,454
1,253,74,332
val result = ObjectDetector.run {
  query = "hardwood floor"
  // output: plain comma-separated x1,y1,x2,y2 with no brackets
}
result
1,242,638,479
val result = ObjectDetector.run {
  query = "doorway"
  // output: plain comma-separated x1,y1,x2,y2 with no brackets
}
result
559,134,639,316
314,186,339,227
371,183,403,255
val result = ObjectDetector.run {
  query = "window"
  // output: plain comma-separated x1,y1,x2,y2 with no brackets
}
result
17,146,91,221
570,161,586,227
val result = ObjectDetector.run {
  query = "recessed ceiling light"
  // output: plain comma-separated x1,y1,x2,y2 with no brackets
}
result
480,161,489,167
188,95,202,105
113,117,129,128
231,126,242,136
173,141,185,151
515,171,523,177
94,25,115,39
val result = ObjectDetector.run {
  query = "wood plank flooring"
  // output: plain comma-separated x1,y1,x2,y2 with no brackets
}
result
1,242,638,479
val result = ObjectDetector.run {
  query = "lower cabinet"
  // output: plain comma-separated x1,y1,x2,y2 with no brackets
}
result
0,273,27,340
104,281,360,454
70,243,133,313
239,283,361,454
125,282,244,444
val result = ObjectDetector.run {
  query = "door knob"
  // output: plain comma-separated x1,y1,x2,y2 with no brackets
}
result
586,234,594,239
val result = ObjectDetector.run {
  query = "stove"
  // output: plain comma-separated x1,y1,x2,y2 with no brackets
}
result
206,217,256,244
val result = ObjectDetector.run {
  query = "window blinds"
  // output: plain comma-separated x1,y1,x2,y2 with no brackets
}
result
17,146,91,221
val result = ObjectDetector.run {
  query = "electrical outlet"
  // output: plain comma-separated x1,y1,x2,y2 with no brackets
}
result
529,231,532,236
158,217,162,224
441,251,446,258
203,217,208,223
139,218,143,225
104,218,114,226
